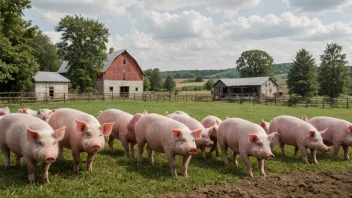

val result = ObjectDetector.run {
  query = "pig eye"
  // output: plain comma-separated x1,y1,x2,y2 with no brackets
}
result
53,141,57,145
257,142,263,147
201,135,205,138
37,141,44,147
86,132,91,138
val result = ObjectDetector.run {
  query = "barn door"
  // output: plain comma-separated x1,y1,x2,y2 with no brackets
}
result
120,86,129,98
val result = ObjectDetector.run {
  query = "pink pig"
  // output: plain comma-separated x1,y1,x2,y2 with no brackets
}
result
171,115,215,160
17,108,37,116
217,118,278,177
48,108,114,173
306,116,352,160
0,107,10,119
269,115,330,164
135,113,201,177
0,113,65,183
165,111,190,118
201,115,222,156
260,120,270,134
97,109,144,157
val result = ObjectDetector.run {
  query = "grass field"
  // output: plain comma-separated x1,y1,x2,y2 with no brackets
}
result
175,79,206,88
1,101,352,197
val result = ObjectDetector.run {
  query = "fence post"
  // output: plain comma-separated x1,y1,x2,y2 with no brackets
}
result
305,97,308,108
103,93,105,101
134,93,136,101
323,96,325,109
150,94,151,101
195,94,197,101
89,93,91,102
347,98,349,109
20,91,23,106
186,94,187,101
64,93,66,103
158,94,159,101
265,96,267,106
111,93,113,101
123,93,125,102
275,95,277,106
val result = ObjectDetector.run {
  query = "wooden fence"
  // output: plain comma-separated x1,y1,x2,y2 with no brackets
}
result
0,92,350,109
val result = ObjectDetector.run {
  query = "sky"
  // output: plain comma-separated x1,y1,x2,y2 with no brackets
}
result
23,0,352,71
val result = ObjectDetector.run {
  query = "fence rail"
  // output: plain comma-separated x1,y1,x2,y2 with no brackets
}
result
0,92,350,109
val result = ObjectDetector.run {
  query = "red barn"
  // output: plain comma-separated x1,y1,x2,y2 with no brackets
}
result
58,48,144,96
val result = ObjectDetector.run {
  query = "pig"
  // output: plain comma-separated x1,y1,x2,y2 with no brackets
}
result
18,108,37,116
306,116,352,160
217,118,278,177
165,111,190,118
48,108,114,173
0,107,10,119
171,115,215,160
42,110,56,122
0,113,65,183
302,115,309,121
37,109,53,119
269,115,330,164
260,120,270,134
135,113,202,177
97,109,144,157
201,115,222,156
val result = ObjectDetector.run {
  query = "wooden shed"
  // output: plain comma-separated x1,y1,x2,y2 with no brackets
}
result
213,77,278,100
58,48,144,97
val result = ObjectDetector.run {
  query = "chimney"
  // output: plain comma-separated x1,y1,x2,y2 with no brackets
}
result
109,47,114,54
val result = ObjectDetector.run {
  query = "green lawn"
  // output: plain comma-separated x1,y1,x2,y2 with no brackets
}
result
1,101,352,198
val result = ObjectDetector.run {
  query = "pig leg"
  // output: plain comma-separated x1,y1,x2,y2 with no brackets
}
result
137,141,146,165
258,159,265,176
130,142,136,158
293,146,299,157
16,155,22,168
1,146,10,168
208,140,219,156
24,157,36,184
87,152,97,172
182,155,192,178
42,162,51,183
279,141,286,156
166,152,177,176
241,153,253,177
310,149,318,164
72,151,81,173
297,144,308,163
333,142,341,158
233,152,238,166
219,142,229,165
108,137,115,153
147,145,154,165
58,144,64,159
200,146,206,160
343,145,350,160
120,138,130,158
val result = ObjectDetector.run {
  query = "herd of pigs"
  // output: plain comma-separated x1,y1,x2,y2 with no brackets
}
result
0,106,351,184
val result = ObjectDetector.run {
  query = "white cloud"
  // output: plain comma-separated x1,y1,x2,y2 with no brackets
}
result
43,31,62,44
204,0,261,17
283,0,352,13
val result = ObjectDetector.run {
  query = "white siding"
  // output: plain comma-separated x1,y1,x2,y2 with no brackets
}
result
98,80,144,97
33,82,69,100
260,79,278,98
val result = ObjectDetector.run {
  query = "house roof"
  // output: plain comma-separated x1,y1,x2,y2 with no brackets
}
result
214,77,278,87
57,49,140,73
34,72,70,83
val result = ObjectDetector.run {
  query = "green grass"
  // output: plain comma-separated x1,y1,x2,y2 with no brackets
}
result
1,101,352,197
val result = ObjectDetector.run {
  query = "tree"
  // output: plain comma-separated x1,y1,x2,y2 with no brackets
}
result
0,0,40,92
204,79,215,91
56,15,109,93
236,50,274,77
143,77,151,91
148,68,163,91
164,75,176,92
318,43,350,98
30,30,62,71
195,75,203,82
287,49,318,97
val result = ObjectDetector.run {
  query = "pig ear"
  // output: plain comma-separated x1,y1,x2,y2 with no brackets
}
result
260,120,266,128
76,120,89,133
226,116,230,119
53,126,66,141
348,125,352,132
51,109,56,112
17,109,23,113
192,129,202,139
165,111,169,116
215,120,220,126
97,111,102,116
101,122,114,136
172,129,183,138
307,130,316,137
248,134,259,143
268,132,279,144
302,115,308,121
37,109,41,115
27,128,41,142
143,110,148,115
319,128,328,137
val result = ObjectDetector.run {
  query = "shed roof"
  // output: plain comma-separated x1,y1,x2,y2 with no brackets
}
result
57,49,126,73
214,77,277,87
34,72,70,83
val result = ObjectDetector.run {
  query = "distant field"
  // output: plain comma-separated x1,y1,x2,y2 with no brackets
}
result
175,78,207,88
274,73,288,87
1,101,352,197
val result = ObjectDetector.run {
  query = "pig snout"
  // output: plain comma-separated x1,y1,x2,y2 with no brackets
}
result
44,157,56,163
324,147,331,152
91,145,101,152
266,153,275,160
187,148,198,155
206,140,214,148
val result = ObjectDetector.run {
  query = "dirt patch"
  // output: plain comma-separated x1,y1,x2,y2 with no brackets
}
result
158,169,352,198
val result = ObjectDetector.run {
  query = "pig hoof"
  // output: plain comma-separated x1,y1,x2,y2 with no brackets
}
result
43,179,50,184
28,180,35,184
87,168,92,172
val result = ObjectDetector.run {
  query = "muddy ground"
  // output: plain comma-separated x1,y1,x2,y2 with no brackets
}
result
159,169,352,198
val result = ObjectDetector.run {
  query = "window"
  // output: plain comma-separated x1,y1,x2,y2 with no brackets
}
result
49,87,54,99
270,89,272,93
123,59,126,64
135,87,138,91
269,83,271,86
110,87,113,92
265,84,267,87
123,73,126,80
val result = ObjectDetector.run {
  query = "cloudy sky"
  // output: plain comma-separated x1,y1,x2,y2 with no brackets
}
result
24,0,352,71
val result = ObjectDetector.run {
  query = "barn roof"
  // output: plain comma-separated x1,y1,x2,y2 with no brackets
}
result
57,49,127,73
214,77,278,87
34,72,70,83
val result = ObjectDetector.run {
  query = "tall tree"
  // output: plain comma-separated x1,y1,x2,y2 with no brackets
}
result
204,79,215,91
318,43,350,98
143,77,151,91
148,68,163,91
236,50,274,77
30,30,62,71
0,0,40,92
287,49,318,97
56,15,109,93
164,75,176,92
